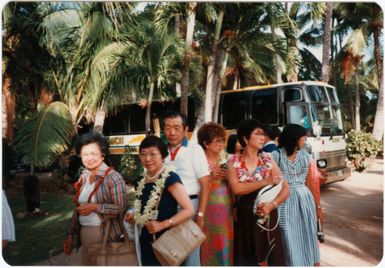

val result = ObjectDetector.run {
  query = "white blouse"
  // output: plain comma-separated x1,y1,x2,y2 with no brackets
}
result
78,177,102,226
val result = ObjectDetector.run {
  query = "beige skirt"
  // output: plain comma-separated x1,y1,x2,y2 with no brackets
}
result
80,225,103,265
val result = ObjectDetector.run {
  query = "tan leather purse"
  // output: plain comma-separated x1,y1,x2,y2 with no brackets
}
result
88,217,139,266
152,219,206,266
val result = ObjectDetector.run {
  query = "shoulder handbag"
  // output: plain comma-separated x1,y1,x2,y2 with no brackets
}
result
152,219,206,266
150,182,206,266
88,214,139,266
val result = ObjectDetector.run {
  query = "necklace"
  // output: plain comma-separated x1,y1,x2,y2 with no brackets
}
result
145,166,165,183
133,165,171,225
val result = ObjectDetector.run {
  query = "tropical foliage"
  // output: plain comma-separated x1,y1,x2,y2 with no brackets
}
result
2,2,383,170
346,130,383,172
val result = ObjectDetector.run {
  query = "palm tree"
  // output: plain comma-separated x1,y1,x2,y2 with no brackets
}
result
180,2,197,117
322,2,333,82
285,2,326,81
336,3,383,140
117,12,184,133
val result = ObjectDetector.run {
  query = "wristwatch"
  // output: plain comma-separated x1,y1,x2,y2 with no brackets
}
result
197,211,204,217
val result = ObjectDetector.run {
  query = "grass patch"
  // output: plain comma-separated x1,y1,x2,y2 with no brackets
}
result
3,192,74,265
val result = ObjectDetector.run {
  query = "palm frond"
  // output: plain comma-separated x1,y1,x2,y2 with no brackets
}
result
15,102,74,168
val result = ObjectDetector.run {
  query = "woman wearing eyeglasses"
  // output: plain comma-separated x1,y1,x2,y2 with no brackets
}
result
125,135,194,266
197,122,234,266
63,131,127,265
227,119,290,266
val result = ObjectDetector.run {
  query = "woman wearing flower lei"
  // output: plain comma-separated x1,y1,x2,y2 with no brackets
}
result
227,120,290,266
125,136,194,266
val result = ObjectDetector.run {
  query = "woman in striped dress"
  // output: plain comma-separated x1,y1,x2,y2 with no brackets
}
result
272,124,323,266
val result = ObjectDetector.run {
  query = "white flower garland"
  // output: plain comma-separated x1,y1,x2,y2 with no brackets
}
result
133,166,171,225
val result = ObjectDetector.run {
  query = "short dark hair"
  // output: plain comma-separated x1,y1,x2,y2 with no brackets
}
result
197,122,226,150
237,119,264,147
139,135,168,159
226,134,238,154
278,124,307,156
161,111,188,129
76,131,109,157
264,126,281,140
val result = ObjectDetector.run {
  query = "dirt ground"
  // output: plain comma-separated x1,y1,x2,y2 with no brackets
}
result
30,158,384,266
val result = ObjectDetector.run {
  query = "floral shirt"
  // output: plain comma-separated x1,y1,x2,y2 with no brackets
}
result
230,152,273,183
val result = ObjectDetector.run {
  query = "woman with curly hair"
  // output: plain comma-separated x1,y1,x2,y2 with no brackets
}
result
198,122,234,266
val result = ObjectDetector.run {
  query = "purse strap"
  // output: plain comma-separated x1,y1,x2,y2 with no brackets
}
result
74,167,113,207
152,188,165,242
101,208,129,248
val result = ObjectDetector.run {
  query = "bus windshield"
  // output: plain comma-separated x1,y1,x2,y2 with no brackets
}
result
307,85,344,136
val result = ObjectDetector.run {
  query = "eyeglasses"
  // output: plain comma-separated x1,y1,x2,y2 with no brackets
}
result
213,138,226,144
139,152,161,159
252,131,265,136
164,125,184,132
80,152,102,158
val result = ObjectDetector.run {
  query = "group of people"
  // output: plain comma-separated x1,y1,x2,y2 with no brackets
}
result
64,111,323,266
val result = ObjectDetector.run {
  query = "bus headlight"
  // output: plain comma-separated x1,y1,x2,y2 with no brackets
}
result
317,159,327,168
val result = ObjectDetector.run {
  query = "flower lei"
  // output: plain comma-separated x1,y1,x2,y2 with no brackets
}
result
233,152,273,183
133,166,171,225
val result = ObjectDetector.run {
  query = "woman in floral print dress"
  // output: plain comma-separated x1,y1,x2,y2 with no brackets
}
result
227,120,290,266
198,122,234,266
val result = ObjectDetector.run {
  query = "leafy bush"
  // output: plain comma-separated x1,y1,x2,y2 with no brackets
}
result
346,130,383,172
117,146,143,184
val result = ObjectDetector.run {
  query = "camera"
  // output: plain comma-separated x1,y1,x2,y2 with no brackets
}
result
317,219,324,243
220,163,227,169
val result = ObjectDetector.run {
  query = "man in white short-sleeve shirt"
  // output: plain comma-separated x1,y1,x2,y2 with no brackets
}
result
162,111,210,266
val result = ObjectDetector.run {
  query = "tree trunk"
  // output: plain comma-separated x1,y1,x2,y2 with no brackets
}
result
204,63,215,122
2,76,16,142
232,74,239,89
145,82,155,135
347,86,355,128
322,2,333,82
212,50,227,122
355,75,360,131
272,27,282,83
93,105,106,133
204,7,223,123
372,28,384,141
180,2,197,117
191,102,205,142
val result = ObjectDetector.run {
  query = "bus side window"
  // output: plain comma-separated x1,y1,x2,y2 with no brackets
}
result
251,88,278,125
220,91,250,129
103,107,128,135
283,88,302,102
129,104,146,134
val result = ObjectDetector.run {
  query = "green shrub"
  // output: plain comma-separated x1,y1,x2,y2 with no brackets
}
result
117,146,143,184
346,130,383,172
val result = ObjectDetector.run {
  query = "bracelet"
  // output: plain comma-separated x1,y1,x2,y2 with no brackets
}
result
168,218,173,227
272,201,278,208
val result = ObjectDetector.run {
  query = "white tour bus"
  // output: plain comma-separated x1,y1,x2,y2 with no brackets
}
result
103,81,351,184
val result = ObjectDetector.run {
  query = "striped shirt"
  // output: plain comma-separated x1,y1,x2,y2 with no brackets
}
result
68,162,127,242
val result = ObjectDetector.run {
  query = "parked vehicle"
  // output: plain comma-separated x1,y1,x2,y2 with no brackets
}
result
103,81,351,184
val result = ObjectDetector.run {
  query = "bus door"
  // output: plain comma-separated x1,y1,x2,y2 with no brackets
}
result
286,103,312,135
